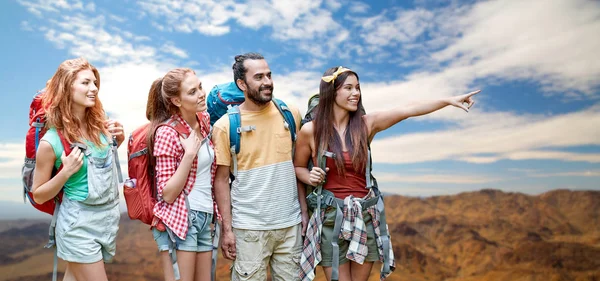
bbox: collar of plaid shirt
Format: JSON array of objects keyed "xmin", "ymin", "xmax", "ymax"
[{"xmin": 152, "ymin": 112, "xmax": 221, "ymax": 240}]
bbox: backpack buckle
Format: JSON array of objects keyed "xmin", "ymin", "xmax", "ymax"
[
  {"xmin": 324, "ymin": 195, "xmax": 334, "ymax": 206},
  {"xmin": 323, "ymin": 151, "xmax": 336, "ymax": 158},
  {"xmin": 70, "ymin": 143, "xmax": 88, "ymax": 152},
  {"xmin": 237, "ymin": 125, "xmax": 256, "ymax": 134}
]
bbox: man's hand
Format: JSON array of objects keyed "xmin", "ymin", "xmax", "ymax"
[{"xmin": 221, "ymin": 229, "xmax": 237, "ymax": 260}]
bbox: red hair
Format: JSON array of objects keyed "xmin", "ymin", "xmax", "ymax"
[{"xmin": 43, "ymin": 58, "xmax": 108, "ymax": 146}]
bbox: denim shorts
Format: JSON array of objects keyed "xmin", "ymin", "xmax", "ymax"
[
  {"xmin": 153, "ymin": 210, "xmax": 213, "ymax": 252},
  {"xmin": 56, "ymin": 196, "xmax": 120, "ymax": 263}
]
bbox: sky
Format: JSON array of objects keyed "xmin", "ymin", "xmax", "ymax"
[{"xmin": 0, "ymin": 0, "xmax": 599, "ymax": 215}]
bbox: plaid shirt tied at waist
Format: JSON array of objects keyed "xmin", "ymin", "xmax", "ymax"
[{"xmin": 300, "ymin": 189, "xmax": 396, "ymax": 281}]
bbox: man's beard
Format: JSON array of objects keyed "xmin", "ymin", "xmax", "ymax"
[{"xmin": 246, "ymin": 84, "xmax": 274, "ymax": 106}]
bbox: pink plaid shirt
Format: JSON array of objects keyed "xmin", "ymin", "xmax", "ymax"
[{"xmin": 152, "ymin": 112, "xmax": 220, "ymax": 240}]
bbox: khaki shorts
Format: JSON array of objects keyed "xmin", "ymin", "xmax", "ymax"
[
  {"xmin": 319, "ymin": 207, "xmax": 379, "ymax": 267},
  {"xmin": 231, "ymin": 223, "xmax": 302, "ymax": 281}
]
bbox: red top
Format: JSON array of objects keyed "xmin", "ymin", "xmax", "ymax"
[{"xmin": 323, "ymin": 151, "xmax": 368, "ymax": 199}]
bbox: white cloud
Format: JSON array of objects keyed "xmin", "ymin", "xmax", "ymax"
[
  {"xmin": 19, "ymin": 4, "xmax": 194, "ymax": 67},
  {"xmin": 504, "ymin": 151, "xmax": 600, "ymax": 163},
  {"xmin": 84, "ymin": 1, "xmax": 95, "ymax": 11},
  {"xmin": 529, "ymin": 170, "xmax": 600, "ymax": 178},
  {"xmin": 370, "ymin": 105, "xmax": 600, "ymax": 164},
  {"xmin": 353, "ymin": 0, "xmax": 600, "ymax": 99},
  {"xmin": 325, "ymin": 0, "xmax": 342, "ymax": 10},
  {"xmin": 376, "ymin": 172, "xmax": 502, "ymax": 184},
  {"xmin": 430, "ymin": 0, "xmax": 600, "ymax": 97},
  {"xmin": 0, "ymin": 144, "xmax": 25, "ymax": 179},
  {"xmin": 136, "ymin": 0, "xmax": 349, "ymax": 57},
  {"xmin": 358, "ymin": 8, "xmax": 434, "ymax": 47},
  {"xmin": 348, "ymin": 1, "xmax": 370, "ymax": 14},
  {"xmin": 42, "ymin": 14, "xmax": 159, "ymax": 65},
  {"xmin": 17, "ymin": 0, "xmax": 86, "ymax": 16},
  {"xmin": 20, "ymin": 21, "xmax": 34, "ymax": 31},
  {"xmin": 162, "ymin": 42, "xmax": 189, "ymax": 58}
]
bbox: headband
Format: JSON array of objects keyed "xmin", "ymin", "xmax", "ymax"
[{"xmin": 321, "ymin": 66, "xmax": 351, "ymax": 83}]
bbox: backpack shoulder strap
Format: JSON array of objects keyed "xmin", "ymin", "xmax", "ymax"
[
  {"xmin": 226, "ymin": 106, "xmax": 243, "ymax": 178},
  {"xmin": 226, "ymin": 106, "xmax": 242, "ymax": 155},
  {"xmin": 366, "ymin": 146, "xmax": 373, "ymax": 189},
  {"xmin": 55, "ymin": 130, "xmax": 74, "ymax": 172},
  {"xmin": 365, "ymin": 145, "xmax": 378, "ymax": 189},
  {"xmin": 157, "ymin": 117, "xmax": 190, "ymax": 139},
  {"xmin": 273, "ymin": 99, "xmax": 297, "ymax": 142}
]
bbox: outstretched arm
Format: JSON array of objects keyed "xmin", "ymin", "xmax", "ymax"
[{"xmin": 365, "ymin": 90, "xmax": 480, "ymax": 139}]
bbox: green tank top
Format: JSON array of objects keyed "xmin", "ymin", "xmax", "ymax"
[{"xmin": 41, "ymin": 128, "xmax": 110, "ymax": 201}]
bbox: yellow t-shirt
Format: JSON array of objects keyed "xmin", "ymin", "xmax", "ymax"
[{"xmin": 212, "ymin": 101, "xmax": 302, "ymax": 230}]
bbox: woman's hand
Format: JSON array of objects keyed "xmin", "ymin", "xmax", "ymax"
[
  {"xmin": 60, "ymin": 147, "xmax": 84, "ymax": 177},
  {"xmin": 447, "ymin": 90, "xmax": 480, "ymax": 112},
  {"xmin": 180, "ymin": 130, "xmax": 202, "ymax": 158},
  {"xmin": 308, "ymin": 166, "xmax": 329, "ymax": 186},
  {"xmin": 105, "ymin": 119, "xmax": 125, "ymax": 147}
]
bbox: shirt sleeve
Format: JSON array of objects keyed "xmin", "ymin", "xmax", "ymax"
[
  {"xmin": 153, "ymin": 126, "xmax": 183, "ymax": 199},
  {"xmin": 290, "ymin": 103, "xmax": 303, "ymax": 132},
  {"xmin": 211, "ymin": 118, "xmax": 231, "ymax": 167}
]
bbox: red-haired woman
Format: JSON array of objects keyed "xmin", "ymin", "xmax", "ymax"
[{"xmin": 32, "ymin": 57, "xmax": 124, "ymax": 281}]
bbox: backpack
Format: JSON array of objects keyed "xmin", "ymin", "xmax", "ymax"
[
  {"xmin": 124, "ymin": 118, "xmax": 189, "ymax": 226},
  {"xmin": 22, "ymin": 89, "xmax": 72, "ymax": 215},
  {"xmin": 207, "ymin": 82, "xmax": 245, "ymax": 126},
  {"xmin": 301, "ymin": 93, "xmax": 319, "ymax": 127}
]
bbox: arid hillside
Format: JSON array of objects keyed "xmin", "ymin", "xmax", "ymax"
[{"xmin": 1, "ymin": 189, "xmax": 598, "ymax": 281}]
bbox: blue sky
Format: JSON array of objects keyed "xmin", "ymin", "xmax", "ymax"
[{"xmin": 0, "ymin": 0, "xmax": 599, "ymax": 208}]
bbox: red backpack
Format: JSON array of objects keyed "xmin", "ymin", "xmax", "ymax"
[
  {"xmin": 22, "ymin": 89, "xmax": 73, "ymax": 215},
  {"xmin": 124, "ymin": 117, "xmax": 189, "ymax": 227}
]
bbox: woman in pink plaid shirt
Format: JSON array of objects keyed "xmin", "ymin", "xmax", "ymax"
[{"xmin": 145, "ymin": 68, "xmax": 220, "ymax": 281}]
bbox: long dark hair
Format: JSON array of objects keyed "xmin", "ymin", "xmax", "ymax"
[
  {"xmin": 313, "ymin": 66, "xmax": 368, "ymax": 175},
  {"xmin": 145, "ymin": 68, "xmax": 194, "ymax": 171}
]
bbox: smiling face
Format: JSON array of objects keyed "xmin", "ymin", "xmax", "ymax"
[
  {"xmin": 239, "ymin": 59, "xmax": 274, "ymax": 106},
  {"xmin": 176, "ymin": 72, "xmax": 207, "ymax": 115},
  {"xmin": 334, "ymin": 73, "xmax": 361, "ymax": 112},
  {"xmin": 71, "ymin": 69, "xmax": 99, "ymax": 109}
]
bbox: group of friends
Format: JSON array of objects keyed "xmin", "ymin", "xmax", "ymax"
[{"xmin": 29, "ymin": 53, "xmax": 478, "ymax": 281}]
